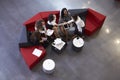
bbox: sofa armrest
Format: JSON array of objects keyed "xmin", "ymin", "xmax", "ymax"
[
  {"xmin": 19, "ymin": 26, "xmax": 28, "ymax": 43},
  {"xmin": 88, "ymin": 8, "xmax": 106, "ymax": 25},
  {"xmin": 68, "ymin": 8, "xmax": 88, "ymax": 22}
]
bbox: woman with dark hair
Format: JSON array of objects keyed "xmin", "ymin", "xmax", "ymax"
[
  {"xmin": 35, "ymin": 20, "xmax": 47, "ymax": 36},
  {"xmin": 19, "ymin": 30, "xmax": 48, "ymax": 48},
  {"xmin": 35, "ymin": 20, "xmax": 49, "ymax": 39},
  {"xmin": 60, "ymin": 8, "xmax": 73, "ymax": 23},
  {"xmin": 73, "ymin": 15, "xmax": 85, "ymax": 37},
  {"xmin": 19, "ymin": 20, "xmax": 49, "ymax": 48},
  {"xmin": 59, "ymin": 8, "xmax": 74, "ymax": 41},
  {"xmin": 30, "ymin": 30, "xmax": 42, "ymax": 44},
  {"xmin": 30, "ymin": 30, "xmax": 48, "ymax": 48},
  {"xmin": 47, "ymin": 14, "xmax": 60, "ymax": 38}
]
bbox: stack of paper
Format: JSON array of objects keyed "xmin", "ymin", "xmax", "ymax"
[
  {"xmin": 32, "ymin": 48, "xmax": 42, "ymax": 57},
  {"xmin": 46, "ymin": 29, "xmax": 54, "ymax": 36},
  {"xmin": 52, "ymin": 41, "xmax": 65, "ymax": 50},
  {"xmin": 54, "ymin": 38, "xmax": 62, "ymax": 45}
]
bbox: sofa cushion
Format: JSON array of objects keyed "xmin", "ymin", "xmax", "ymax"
[
  {"xmin": 19, "ymin": 27, "xmax": 28, "ymax": 43},
  {"xmin": 85, "ymin": 19, "xmax": 98, "ymax": 36},
  {"xmin": 86, "ymin": 13, "xmax": 100, "ymax": 27},
  {"xmin": 85, "ymin": 8, "xmax": 106, "ymax": 36},
  {"xmin": 23, "ymin": 12, "xmax": 42, "ymax": 31},
  {"xmin": 68, "ymin": 9, "xmax": 88, "ymax": 22},
  {"xmin": 24, "ymin": 12, "xmax": 42, "ymax": 26},
  {"xmin": 88, "ymin": 8, "xmax": 106, "ymax": 27},
  {"xmin": 20, "ymin": 46, "xmax": 46, "ymax": 69}
]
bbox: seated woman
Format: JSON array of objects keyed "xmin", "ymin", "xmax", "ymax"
[
  {"xmin": 30, "ymin": 30, "xmax": 43, "ymax": 45},
  {"xmin": 30, "ymin": 30, "xmax": 48, "ymax": 47},
  {"xmin": 19, "ymin": 20, "xmax": 49, "ymax": 48},
  {"xmin": 34, "ymin": 20, "xmax": 47, "ymax": 37},
  {"xmin": 19, "ymin": 30, "xmax": 48, "ymax": 48},
  {"xmin": 47, "ymin": 14, "xmax": 60, "ymax": 38},
  {"xmin": 73, "ymin": 15, "xmax": 85, "ymax": 38},
  {"xmin": 59, "ymin": 8, "xmax": 75, "ymax": 41}
]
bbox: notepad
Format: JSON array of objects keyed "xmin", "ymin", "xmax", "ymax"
[
  {"xmin": 54, "ymin": 38, "xmax": 62, "ymax": 45},
  {"xmin": 52, "ymin": 41, "xmax": 65, "ymax": 50},
  {"xmin": 46, "ymin": 29, "xmax": 54, "ymax": 36},
  {"xmin": 32, "ymin": 48, "xmax": 42, "ymax": 57}
]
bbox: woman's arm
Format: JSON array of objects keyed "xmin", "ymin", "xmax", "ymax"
[
  {"xmin": 34, "ymin": 26, "xmax": 37, "ymax": 31},
  {"xmin": 51, "ymin": 20, "xmax": 57, "ymax": 26},
  {"xmin": 39, "ymin": 29, "xmax": 45, "ymax": 33},
  {"xmin": 67, "ymin": 18, "xmax": 74, "ymax": 24}
]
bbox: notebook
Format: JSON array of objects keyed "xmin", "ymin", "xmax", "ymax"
[
  {"xmin": 32, "ymin": 48, "xmax": 42, "ymax": 57},
  {"xmin": 46, "ymin": 29, "xmax": 54, "ymax": 36}
]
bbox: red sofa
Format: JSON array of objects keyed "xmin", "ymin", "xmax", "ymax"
[
  {"xmin": 85, "ymin": 8, "xmax": 106, "ymax": 36},
  {"xmin": 19, "ymin": 26, "xmax": 46, "ymax": 69},
  {"xmin": 19, "ymin": 8, "xmax": 106, "ymax": 70},
  {"xmin": 24, "ymin": 11, "xmax": 60, "ymax": 31},
  {"xmin": 20, "ymin": 46, "xmax": 46, "ymax": 69},
  {"xmin": 24, "ymin": 8, "xmax": 106, "ymax": 36},
  {"xmin": 19, "ymin": 11, "xmax": 60, "ymax": 70}
]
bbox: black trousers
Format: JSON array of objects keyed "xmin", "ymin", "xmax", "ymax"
[
  {"xmin": 75, "ymin": 26, "xmax": 85, "ymax": 37},
  {"xmin": 19, "ymin": 40, "xmax": 49, "ymax": 48},
  {"xmin": 19, "ymin": 41, "xmax": 40, "ymax": 48}
]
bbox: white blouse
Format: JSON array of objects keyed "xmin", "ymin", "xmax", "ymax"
[
  {"xmin": 47, "ymin": 19, "xmax": 57, "ymax": 26},
  {"xmin": 75, "ymin": 16, "xmax": 85, "ymax": 32},
  {"xmin": 47, "ymin": 14, "xmax": 57, "ymax": 26}
]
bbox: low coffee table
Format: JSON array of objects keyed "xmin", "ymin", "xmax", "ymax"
[
  {"xmin": 42, "ymin": 59, "xmax": 55, "ymax": 74},
  {"xmin": 72, "ymin": 37, "xmax": 84, "ymax": 52},
  {"xmin": 51, "ymin": 38, "xmax": 67, "ymax": 54}
]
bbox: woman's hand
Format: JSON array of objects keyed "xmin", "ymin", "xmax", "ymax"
[
  {"xmin": 63, "ymin": 22, "xmax": 68, "ymax": 25},
  {"xmin": 39, "ymin": 40, "xmax": 44, "ymax": 43}
]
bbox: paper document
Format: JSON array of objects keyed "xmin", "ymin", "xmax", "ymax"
[
  {"xmin": 54, "ymin": 38, "xmax": 62, "ymax": 45},
  {"xmin": 32, "ymin": 48, "xmax": 42, "ymax": 57},
  {"xmin": 46, "ymin": 29, "xmax": 54, "ymax": 36},
  {"xmin": 52, "ymin": 41, "xmax": 65, "ymax": 50}
]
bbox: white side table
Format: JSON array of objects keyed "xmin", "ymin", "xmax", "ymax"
[
  {"xmin": 42, "ymin": 59, "xmax": 55, "ymax": 74},
  {"xmin": 72, "ymin": 37, "xmax": 84, "ymax": 51}
]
